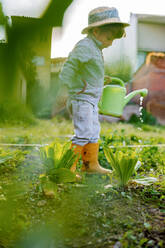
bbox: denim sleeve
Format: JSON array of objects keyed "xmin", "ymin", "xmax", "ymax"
[{"xmin": 59, "ymin": 43, "xmax": 92, "ymax": 86}]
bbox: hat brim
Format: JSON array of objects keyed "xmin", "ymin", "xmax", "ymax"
[{"xmin": 81, "ymin": 18, "xmax": 130, "ymax": 34}]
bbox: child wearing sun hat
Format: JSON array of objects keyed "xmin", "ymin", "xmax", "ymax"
[{"xmin": 59, "ymin": 6, "xmax": 129, "ymax": 173}]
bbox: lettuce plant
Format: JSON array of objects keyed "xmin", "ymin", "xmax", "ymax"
[
  {"xmin": 103, "ymin": 146, "xmax": 138, "ymax": 187},
  {"xmin": 40, "ymin": 142, "xmax": 78, "ymax": 184}
]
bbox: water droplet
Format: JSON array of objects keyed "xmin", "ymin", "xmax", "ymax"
[{"xmin": 123, "ymin": 141, "xmax": 126, "ymax": 146}]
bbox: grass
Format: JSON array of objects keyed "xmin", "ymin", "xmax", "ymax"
[
  {"xmin": 1, "ymin": 117, "xmax": 165, "ymax": 144},
  {"xmin": 0, "ymin": 118, "xmax": 165, "ymax": 248},
  {"xmin": 0, "ymin": 117, "xmax": 73, "ymax": 144}
]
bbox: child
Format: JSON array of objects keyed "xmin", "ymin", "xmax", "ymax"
[{"xmin": 59, "ymin": 6, "xmax": 129, "ymax": 174}]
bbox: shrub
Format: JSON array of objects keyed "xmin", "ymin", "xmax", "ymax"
[
  {"xmin": 0, "ymin": 101, "xmax": 36, "ymax": 125},
  {"xmin": 129, "ymin": 109, "xmax": 157, "ymax": 126}
]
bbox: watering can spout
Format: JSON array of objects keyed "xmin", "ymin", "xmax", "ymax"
[{"xmin": 124, "ymin": 88, "xmax": 148, "ymax": 106}]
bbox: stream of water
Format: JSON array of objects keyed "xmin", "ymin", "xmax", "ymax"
[
  {"xmin": 139, "ymin": 96, "xmax": 144, "ymax": 123},
  {"xmin": 137, "ymin": 96, "xmax": 144, "ymax": 131}
]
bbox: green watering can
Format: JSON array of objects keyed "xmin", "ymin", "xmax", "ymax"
[{"xmin": 98, "ymin": 76, "xmax": 148, "ymax": 117}]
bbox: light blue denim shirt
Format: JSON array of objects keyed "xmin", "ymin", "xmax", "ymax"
[{"xmin": 59, "ymin": 34, "xmax": 104, "ymax": 105}]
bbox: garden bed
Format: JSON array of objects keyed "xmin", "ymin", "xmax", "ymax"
[{"xmin": 0, "ymin": 119, "xmax": 165, "ymax": 248}]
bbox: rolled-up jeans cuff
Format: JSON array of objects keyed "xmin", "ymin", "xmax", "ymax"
[{"xmin": 71, "ymin": 137, "xmax": 98, "ymax": 146}]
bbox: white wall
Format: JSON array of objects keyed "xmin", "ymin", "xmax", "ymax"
[{"xmin": 138, "ymin": 22, "xmax": 165, "ymax": 52}]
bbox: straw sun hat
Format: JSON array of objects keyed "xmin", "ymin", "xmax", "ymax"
[{"xmin": 81, "ymin": 7, "xmax": 129, "ymax": 34}]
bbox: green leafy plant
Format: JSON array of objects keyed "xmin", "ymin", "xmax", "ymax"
[
  {"xmin": 40, "ymin": 142, "xmax": 78, "ymax": 184},
  {"xmin": 103, "ymin": 146, "xmax": 138, "ymax": 187},
  {"xmin": 138, "ymin": 146, "xmax": 165, "ymax": 172},
  {"xmin": 0, "ymin": 148, "xmax": 26, "ymax": 174}
]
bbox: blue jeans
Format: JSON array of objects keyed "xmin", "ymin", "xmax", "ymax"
[{"xmin": 69, "ymin": 100, "xmax": 100, "ymax": 146}]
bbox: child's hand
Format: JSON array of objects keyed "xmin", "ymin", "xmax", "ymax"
[{"xmin": 104, "ymin": 75, "xmax": 112, "ymax": 85}]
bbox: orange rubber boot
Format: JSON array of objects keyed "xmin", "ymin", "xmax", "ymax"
[
  {"xmin": 82, "ymin": 143, "xmax": 112, "ymax": 174},
  {"xmin": 70, "ymin": 143, "xmax": 83, "ymax": 172}
]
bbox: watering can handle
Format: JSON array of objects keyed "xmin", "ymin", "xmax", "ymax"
[{"xmin": 104, "ymin": 76, "xmax": 125, "ymax": 87}]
